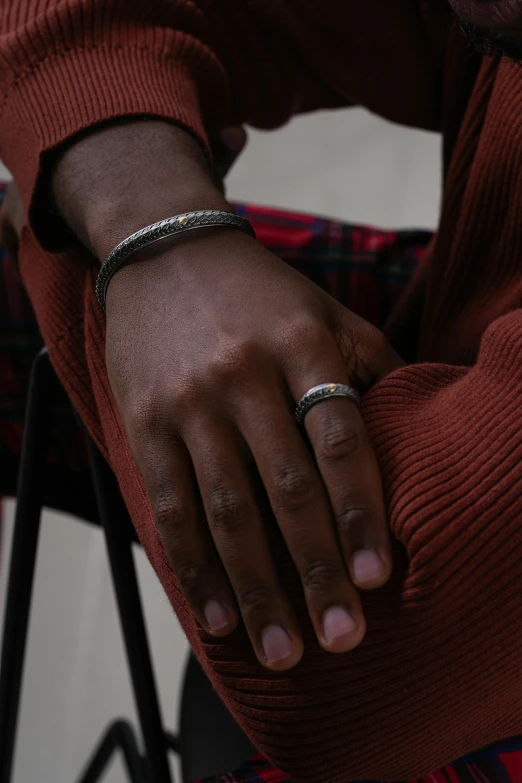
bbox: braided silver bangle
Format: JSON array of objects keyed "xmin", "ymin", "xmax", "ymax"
[{"xmin": 95, "ymin": 210, "xmax": 256, "ymax": 310}]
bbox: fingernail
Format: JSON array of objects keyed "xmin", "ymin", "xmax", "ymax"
[
  {"xmin": 352, "ymin": 549, "xmax": 385, "ymax": 585},
  {"xmin": 323, "ymin": 606, "xmax": 357, "ymax": 642},
  {"xmin": 261, "ymin": 625, "xmax": 293, "ymax": 663},
  {"xmin": 204, "ymin": 600, "xmax": 229, "ymax": 632}
]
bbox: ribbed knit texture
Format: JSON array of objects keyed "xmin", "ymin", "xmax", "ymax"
[{"xmin": 3, "ymin": 1, "xmax": 522, "ymax": 781}]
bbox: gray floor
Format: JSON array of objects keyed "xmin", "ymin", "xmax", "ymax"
[{"xmin": 0, "ymin": 107, "xmax": 441, "ymax": 783}]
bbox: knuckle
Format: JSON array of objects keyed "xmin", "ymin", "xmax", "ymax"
[
  {"xmin": 301, "ymin": 558, "xmax": 345, "ymax": 593},
  {"xmin": 272, "ymin": 464, "xmax": 316, "ymax": 511},
  {"xmin": 237, "ymin": 583, "xmax": 275, "ymax": 612},
  {"xmin": 208, "ymin": 488, "xmax": 248, "ymax": 534},
  {"xmin": 336, "ymin": 506, "xmax": 372, "ymax": 542},
  {"xmin": 171, "ymin": 378, "xmax": 203, "ymax": 413},
  {"xmin": 127, "ymin": 391, "xmax": 166, "ymax": 436},
  {"xmin": 320, "ymin": 416, "xmax": 362, "ymax": 461},
  {"xmin": 209, "ymin": 342, "xmax": 258, "ymax": 385},
  {"xmin": 286, "ymin": 316, "xmax": 324, "ymax": 348},
  {"xmin": 154, "ymin": 492, "xmax": 185, "ymax": 539},
  {"xmin": 176, "ymin": 562, "xmax": 215, "ymax": 595}
]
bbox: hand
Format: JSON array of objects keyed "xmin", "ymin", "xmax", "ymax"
[
  {"xmin": 105, "ymin": 226, "xmax": 404, "ymax": 671},
  {"xmin": 52, "ymin": 119, "xmax": 404, "ymax": 672},
  {"xmin": 0, "ymin": 180, "xmax": 25, "ymax": 269}
]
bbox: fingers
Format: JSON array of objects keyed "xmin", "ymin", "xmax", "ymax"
[
  {"xmin": 185, "ymin": 418, "xmax": 304, "ymax": 671},
  {"xmin": 131, "ymin": 337, "xmax": 391, "ymax": 670},
  {"xmin": 286, "ymin": 335, "xmax": 393, "ymax": 592},
  {"xmin": 125, "ymin": 314, "xmax": 393, "ymax": 672},
  {"xmin": 135, "ymin": 433, "xmax": 240, "ymax": 638},
  {"xmin": 305, "ymin": 396, "xmax": 393, "ymax": 587},
  {"xmin": 237, "ymin": 388, "xmax": 367, "ymax": 655}
]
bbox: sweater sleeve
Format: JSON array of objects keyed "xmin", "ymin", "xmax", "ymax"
[
  {"xmin": 0, "ymin": 0, "xmax": 342, "ymax": 215},
  {"xmin": 194, "ymin": 307, "xmax": 522, "ymax": 781},
  {"xmin": 40, "ymin": 246, "xmax": 520, "ymax": 781},
  {"xmin": 0, "ymin": 0, "xmax": 444, "ymax": 218},
  {"xmin": 362, "ymin": 308, "xmax": 522, "ymax": 581}
]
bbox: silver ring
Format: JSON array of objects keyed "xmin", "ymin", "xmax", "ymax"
[{"xmin": 295, "ymin": 383, "xmax": 361, "ymax": 425}]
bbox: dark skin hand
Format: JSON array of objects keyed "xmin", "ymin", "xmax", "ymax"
[{"xmin": 49, "ymin": 119, "xmax": 405, "ymax": 671}]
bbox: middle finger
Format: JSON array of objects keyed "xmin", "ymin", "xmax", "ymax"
[
  {"xmin": 185, "ymin": 417, "xmax": 305, "ymax": 671},
  {"xmin": 237, "ymin": 385, "xmax": 367, "ymax": 654}
]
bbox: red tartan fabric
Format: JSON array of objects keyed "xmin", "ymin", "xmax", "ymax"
[
  {"xmin": 3, "ymin": 196, "xmax": 522, "ymax": 781},
  {"xmin": 195, "ymin": 742, "xmax": 522, "ymax": 783}
]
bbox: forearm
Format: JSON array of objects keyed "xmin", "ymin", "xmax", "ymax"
[
  {"xmin": 0, "ymin": 0, "xmax": 329, "ymax": 231},
  {"xmin": 51, "ymin": 120, "xmax": 233, "ymax": 261}
]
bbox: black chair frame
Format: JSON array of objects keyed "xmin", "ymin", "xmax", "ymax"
[{"xmin": 0, "ymin": 347, "xmax": 255, "ymax": 783}]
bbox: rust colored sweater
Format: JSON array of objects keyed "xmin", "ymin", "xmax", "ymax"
[{"xmin": 2, "ymin": 2, "xmax": 522, "ymax": 781}]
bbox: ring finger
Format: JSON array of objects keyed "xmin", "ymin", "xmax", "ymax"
[{"xmin": 285, "ymin": 335, "xmax": 393, "ymax": 590}]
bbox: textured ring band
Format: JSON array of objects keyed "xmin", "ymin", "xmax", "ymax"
[
  {"xmin": 95, "ymin": 210, "xmax": 256, "ymax": 310},
  {"xmin": 295, "ymin": 383, "xmax": 361, "ymax": 425}
]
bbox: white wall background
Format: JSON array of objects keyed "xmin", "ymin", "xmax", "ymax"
[{"xmin": 0, "ymin": 107, "xmax": 441, "ymax": 783}]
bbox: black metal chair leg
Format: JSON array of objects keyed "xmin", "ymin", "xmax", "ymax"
[
  {"xmin": 76, "ymin": 720, "xmax": 147, "ymax": 783},
  {"xmin": 0, "ymin": 347, "xmax": 178, "ymax": 783},
  {"xmin": 0, "ymin": 348, "xmax": 58, "ymax": 783},
  {"xmin": 85, "ymin": 436, "xmax": 173, "ymax": 783}
]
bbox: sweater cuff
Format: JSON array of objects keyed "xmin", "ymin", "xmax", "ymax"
[{"xmin": 0, "ymin": 45, "xmax": 213, "ymax": 245}]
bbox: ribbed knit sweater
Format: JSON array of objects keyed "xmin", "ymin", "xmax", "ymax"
[{"xmin": 2, "ymin": 2, "xmax": 522, "ymax": 781}]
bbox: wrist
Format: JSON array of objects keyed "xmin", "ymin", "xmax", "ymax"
[
  {"xmin": 88, "ymin": 186, "xmax": 233, "ymax": 261},
  {"xmin": 97, "ymin": 209, "xmax": 254, "ymax": 310},
  {"xmin": 51, "ymin": 118, "xmax": 232, "ymax": 260}
]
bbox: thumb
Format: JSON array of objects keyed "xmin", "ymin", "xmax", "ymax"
[{"xmin": 335, "ymin": 309, "xmax": 406, "ymax": 389}]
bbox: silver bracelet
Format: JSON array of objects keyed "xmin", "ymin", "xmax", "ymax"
[{"xmin": 95, "ymin": 210, "xmax": 256, "ymax": 310}]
